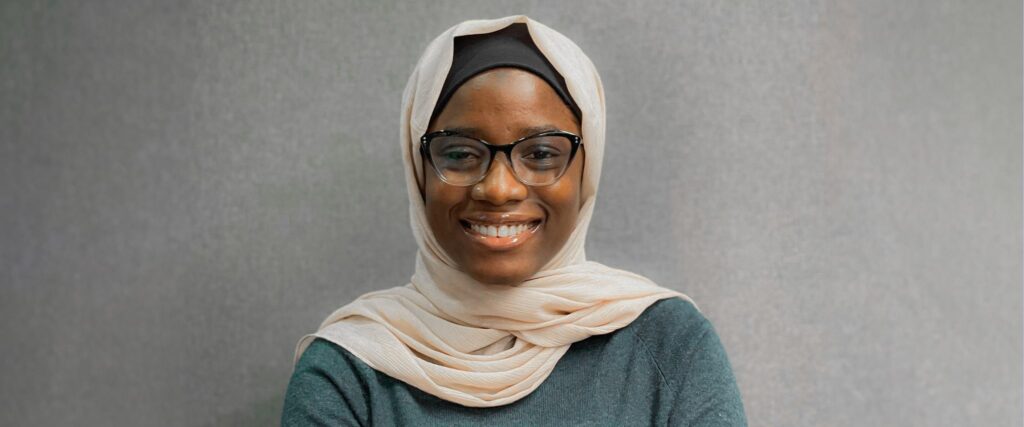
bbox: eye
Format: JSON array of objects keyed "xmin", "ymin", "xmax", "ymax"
[
  {"xmin": 523, "ymin": 147, "xmax": 560, "ymax": 160},
  {"xmin": 443, "ymin": 150, "xmax": 477, "ymax": 161}
]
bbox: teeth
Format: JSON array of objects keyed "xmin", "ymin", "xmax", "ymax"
[{"xmin": 468, "ymin": 222, "xmax": 535, "ymax": 238}]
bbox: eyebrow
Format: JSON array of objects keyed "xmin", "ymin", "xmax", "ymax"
[{"xmin": 443, "ymin": 124, "xmax": 562, "ymax": 139}]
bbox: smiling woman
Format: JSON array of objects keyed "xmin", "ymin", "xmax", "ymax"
[{"xmin": 283, "ymin": 15, "xmax": 747, "ymax": 426}]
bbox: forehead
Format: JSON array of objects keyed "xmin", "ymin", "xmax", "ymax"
[{"xmin": 430, "ymin": 68, "xmax": 580, "ymax": 136}]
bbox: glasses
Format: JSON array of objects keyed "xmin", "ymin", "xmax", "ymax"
[{"xmin": 420, "ymin": 130, "xmax": 582, "ymax": 187}]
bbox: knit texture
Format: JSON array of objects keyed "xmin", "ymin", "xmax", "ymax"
[{"xmin": 283, "ymin": 298, "xmax": 747, "ymax": 426}]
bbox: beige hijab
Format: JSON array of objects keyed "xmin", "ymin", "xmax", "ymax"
[{"xmin": 294, "ymin": 15, "xmax": 696, "ymax": 408}]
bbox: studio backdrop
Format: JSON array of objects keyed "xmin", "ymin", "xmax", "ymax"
[{"xmin": 1, "ymin": 1, "xmax": 1020, "ymax": 426}]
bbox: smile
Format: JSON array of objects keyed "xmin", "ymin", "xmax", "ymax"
[{"xmin": 458, "ymin": 219, "xmax": 542, "ymax": 251}]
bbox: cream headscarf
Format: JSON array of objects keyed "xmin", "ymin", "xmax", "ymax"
[{"xmin": 294, "ymin": 14, "xmax": 696, "ymax": 408}]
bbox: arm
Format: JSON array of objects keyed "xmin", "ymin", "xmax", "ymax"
[
  {"xmin": 667, "ymin": 320, "xmax": 747, "ymax": 427},
  {"xmin": 281, "ymin": 338, "xmax": 368, "ymax": 427}
]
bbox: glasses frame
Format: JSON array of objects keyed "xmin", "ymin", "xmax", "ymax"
[{"xmin": 420, "ymin": 129, "xmax": 583, "ymax": 187}]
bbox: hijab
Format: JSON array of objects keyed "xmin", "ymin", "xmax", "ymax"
[
  {"xmin": 430, "ymin": 22, "xmax": 581, "ymax": 124},
  {"xmin": 293, "ymin": 15, "xmax": 696, "ymax": 408}
]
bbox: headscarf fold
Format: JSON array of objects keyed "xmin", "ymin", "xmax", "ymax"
[{"xmin": 293, "ymin": 14, "xmax": 696, "ymax": 408}]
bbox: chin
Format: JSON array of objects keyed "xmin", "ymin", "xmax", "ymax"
[
  {"xmin": 458, "ymin": 250, "xmax": 532, "ymax": 284},
  {"xmin": 464, "ymin": 261, "xmax": 533, "ymax": 286}
]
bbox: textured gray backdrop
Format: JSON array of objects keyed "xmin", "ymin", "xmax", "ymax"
[{"xmin": 1, "ymin": 1, "xmax": 1020, "ymax": 426}]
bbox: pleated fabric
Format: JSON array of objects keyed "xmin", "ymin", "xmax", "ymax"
[{"xmin": 293, "ymin": 14, "xmax": 696, "ymax": 408}]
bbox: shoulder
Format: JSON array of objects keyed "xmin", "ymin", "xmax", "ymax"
[
  {"xmin": 290, "ymin": 337, "xmax": 381, "ymax": 388},
  {"xmin": 631, "ymin": 296, "xmax": 712, "ymax": 348},
  {"xmin": 282, "ymin": 338, "xmax": 372, "ymax": 425},
  {"xmin": 628, "ymin": 297, "xmax": 748, "ymax": 425},
  {"xmin": 626, "ymin": 296, "xmax": 730, "ymax": 387},
  {"xmin": 295, "ymin": 337, "xmax": 357, "ymax": 371}
]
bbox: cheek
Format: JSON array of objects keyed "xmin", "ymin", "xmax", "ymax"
[
  {"xmin": 557, "ymin": 160, "xmax": 584, "ymax": 211},
  {"xmin": 423, "ymin": 175, "xmax": 477, "ymax": 247},
  {"xmin": 424, "ymin": 177, "xmax": 457, "ymax": 226},
  {"xmin": 539, "ymin": 178, "xmax": 582, "ymax": 239}
]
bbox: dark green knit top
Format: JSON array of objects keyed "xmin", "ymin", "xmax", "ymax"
[{"xmin": 282, "ymin": 297, "xmax": 747, "ymax": 426}]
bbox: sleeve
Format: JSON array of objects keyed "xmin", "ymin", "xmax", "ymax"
[
  {"xmin": 667, "ymin": 318, "xmax": 748, "ymax": 427},
  {"xmin": 281, "ymin": 338, "xmax": 369, "ymax": 427}
]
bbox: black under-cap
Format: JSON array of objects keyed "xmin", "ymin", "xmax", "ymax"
[{"xmin": 429, "ymin": 23, "xmax": 583, "ymax": 126}]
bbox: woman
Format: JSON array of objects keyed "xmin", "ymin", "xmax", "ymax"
[{"xmin": 283, "ymin": 15, "xmax": 746, "ymax": 426}]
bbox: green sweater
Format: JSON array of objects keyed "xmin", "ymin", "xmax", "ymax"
[{"xmin": 282, "ymin": 297, "xmax": 747, "ymax": 426}]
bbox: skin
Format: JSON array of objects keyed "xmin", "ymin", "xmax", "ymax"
[{"xmin": 422, "ymin": 68, "xmax": 585, "ymax": 286}]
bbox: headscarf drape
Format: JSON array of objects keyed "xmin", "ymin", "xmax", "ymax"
[{"xmin": 293, "ymin": 14, "xmax": 696, "ymax": 408}]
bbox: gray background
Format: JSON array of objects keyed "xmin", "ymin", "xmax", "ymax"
[{"xmin": 1, "ymin": 1, "xmax": 1020, "ymax": 426}]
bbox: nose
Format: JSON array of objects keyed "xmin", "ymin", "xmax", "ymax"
[{"xmin": 471, "ymin": 153, "xmax": 528, "ymax": 205}]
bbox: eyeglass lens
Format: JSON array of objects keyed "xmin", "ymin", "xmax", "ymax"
[{"xmin": 428, "ymin": 134, "xmax": 574, "ymax": 186}]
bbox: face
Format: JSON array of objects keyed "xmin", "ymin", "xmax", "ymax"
[{"xmin": 423, "ymin": 68, "xmax": 585, "ymax": 286}]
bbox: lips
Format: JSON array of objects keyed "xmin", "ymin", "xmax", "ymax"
[
  {"xmin": 460, "ymin": 212, "xmax": 542, "ymax": 224},
  {"xmin": 457, "ymin": 212, "xmax": 543, "ymax": 251}
]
